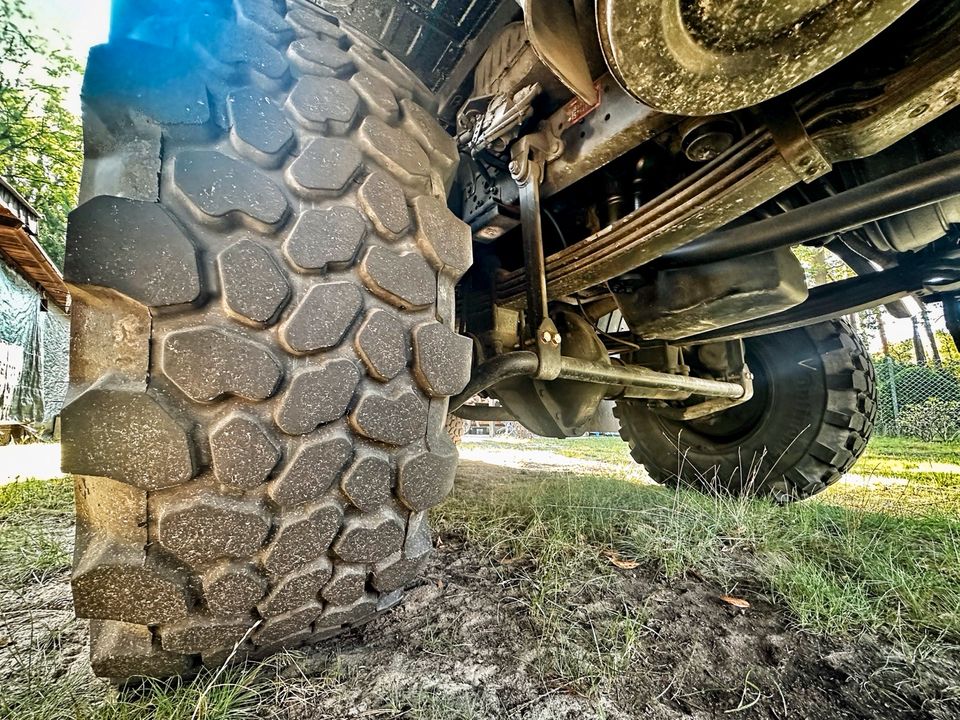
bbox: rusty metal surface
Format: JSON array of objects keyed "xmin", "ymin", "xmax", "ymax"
[
  {"xmin": 541, "ymin": 76, "xmax": 678, "ymax": 198},
  {"xmin": 522, "ymin": 0, "xmax": 597, "ymax": 105},
  {"xmin": 683, "ymin": 251, "xmax": 960, "ymax": 344},
  {"xmin": 496, "ymin": 15, "xmax": 960, "ymax": 309},
  {"xmin": 598, "ymin": 0, "xmax": 919, "ymax": 116}
]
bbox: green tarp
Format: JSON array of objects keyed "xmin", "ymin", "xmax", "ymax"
[{"xmin": 0, "ymin": 261, "xmax": 69, "ymax": 424}]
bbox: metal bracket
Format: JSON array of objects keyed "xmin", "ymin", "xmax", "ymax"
[
  {"xmin": 655, "ymin": 370, "xmax": 754, "ymax": 421},
  {"xmin": 653, "ymin": 340, "xmax": 755, "ymax": 421},
  {"xmin": 766, "ymin": 102, "xmax": 832, "ymax": 183},
  {"xmin": 522, "ymin": 0, "xmax": 599, "ymax": 106},
  {"xmin": 510, "ymin": 133, "xmax": 564, "ymax": 380}
]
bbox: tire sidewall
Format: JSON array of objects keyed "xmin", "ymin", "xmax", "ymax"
[{"xmin": 619, "ymin": 327, "xmax": 829, "ymax": 495}]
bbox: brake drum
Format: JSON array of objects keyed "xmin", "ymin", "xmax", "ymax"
[{"xmin": 597, "ymin": 0, "xmax": 919, "ymax": 116}]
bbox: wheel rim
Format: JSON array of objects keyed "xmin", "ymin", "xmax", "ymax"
[{"xmin": 653, "ymin": 343, "xmax": 775, "ymax": 451}]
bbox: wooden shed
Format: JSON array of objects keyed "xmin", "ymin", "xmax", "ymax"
[{"xmin": 0, "ymin": 176, "xmax": 71, "ymax": 433}]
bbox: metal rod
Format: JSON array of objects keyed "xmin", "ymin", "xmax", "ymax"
[
  {"xmin": 826, "ymin": 239, "xmax": 913, "ymax": 318},
  {"xmin": 660, "ymin": 150, "xmax": 960, "ymax": 267},
  {"xmin": 557, "ymin": 357, "xmax": 745, "ymax": 399},
  {"xmin": 450, "ymin": 350, "xmax": 746, "ymax": 412},
  {"xmin": 516, "ymin": 151, "xmax": 549, "ymax": 332},
  {"xmin": 449, "ymin": 352, "xmax": 539, "ymax": 412}
]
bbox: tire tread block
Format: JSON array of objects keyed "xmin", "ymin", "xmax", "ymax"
[
  {"xmin": 227, "ymin": 88, "xmax": 296, "ymax": 162},
  {"xmin": 66, "ymin": 196, "xmax": 201, "ymax": 307},
  {"xmin": 62, "ymin": 388, "xmax": 195, "ymax": 491},
  {"xmin": 175, "ymin": 150, "xmax": 289, "ymax": 229},
  {"xmin": 275, "ymin": 360, "xmax": 360, "ymax": 435},
  {"xmin": 210, "ymin": 414, "xmax": 281, "ymax": 490},
  {"xmin": 284, "ymin": 206, "xmax": 366, "ymax": 271},
  {"xmin": 219, "ymin": 239, "xmax": 291, "ymax": 325},
  {"xmin": 158, "ymin": 497, "xmax": 272, "ymax": 567},
  {"xmin": 268, "ymin": 435, "xmax": 353, "ymax": 506},
  {"xmin": 163, "ymin": 327, "xmax": 284, "ymax": 402},
  {"xmin": 350, "ymin": 390, "xmax": 428, "ymax": 446},
  {"xmin": 73, "ymin": 538, "xmax": 191, "ymax": 625},
  {"xmin": 262, "ymin": 503, "xmax": 343, "ymax": 578},
  {"xmin": 90, "ymin": 621, "xmax": 193, "ymax": 679},
  {"xmin": 356, "ymin": 309, "xmax": 408, "ymax": 382}
]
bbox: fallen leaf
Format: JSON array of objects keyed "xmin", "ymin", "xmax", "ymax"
[
  {"xmin": 603, "ymin": 549, "xmax": 640, "ymax": 570},
  {"xmin": 720, "ymin": 595, "xmax": 751, "ymax": 609}
]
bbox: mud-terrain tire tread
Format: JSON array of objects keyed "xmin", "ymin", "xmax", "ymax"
[
  {"xmin": 615, "ymin": 320, "xmax": 876, "ymax": 502},
  {"xmin": 64, "ymin": 0, "xmax": 471, "ymax": 678},
  {"xmin": 445, "ymin": 413, "xmax": 467, "ymax": 446}
]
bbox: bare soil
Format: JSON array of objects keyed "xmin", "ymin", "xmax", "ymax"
[{"xmin": 2, "ymin": 459, "xmax": 959, "ymax": 719}]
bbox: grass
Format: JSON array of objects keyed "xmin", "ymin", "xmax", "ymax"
[
  {"xmin": 0, "ymin": 476, "xmax": 73, "ymax": 518},
  {"xmin": 3, "ymin": 436, "xmax": 960, "ymax": 716},
  {"xmin": 471, "ymin": 436, "xmax": 637, "ymax": 468},
  {"xmin": 442, "ymin": 436, "xmax": 960, "ymax": 648},
  {"xmin": 1, "ymin": 652, "xmax": 288, "ymax": 720},
  {"xmin": 852, "ymin": 436, "xmax": 960, "ymax": 487},
  {"xmin": 93, "ymin": 660, "xmax": 282, "ymax": 720},
  {"xmin": 0, "ymin": 478, "xmax": 73, "ymax": 586},
  {"xmin": 0, "ymin": 524, "xmax": 71, "ymax": 585},
  {"xmin": 435, "ymin": 465, "xmax": 960, "ymax": 697}
]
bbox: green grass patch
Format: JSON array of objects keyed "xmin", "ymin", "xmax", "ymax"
[
  {"xmin": 0, "ymin": 478, "xmax": 73, "ymax": 587},
  {"xmin": 94, "ymin": 661, "xmax": 278, "ymax": 720},
  {"xmin": 1, "ymin": 655, "xmax": 285, "ymax": 720},
  {"xmin": 0, "ymin": 635, "xmax": 105, "ymax": 720},
  {"xmin": 0, "ymin": 477, "xmax": 73, "ymax": 519},
  {"xmin": 0, "ymin": 524, "xmax": 71, "ymax": 585},
  {"xmin": 436, "ymin": 467, "xmax": 960, "ymax": 650},
  {"xmin": 852, "ymin": 437, "xmax": 960, "ymax": 488},
  {"xmin": 469, "ymin": 436, "xmax": 635, "ymax": 467},
  {"xmin": 866, "ymin": 436, "xmax": 960, "ymax": 465}
]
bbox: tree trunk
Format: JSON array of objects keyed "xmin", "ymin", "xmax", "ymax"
[
  {"xmin": 875, "ymin": 308, "xmax": 891, "ymax": 357},
  {"xmin": 920, "ymin": 305, "xmax": 942, "ymax": 366},
  {"xmin": 912, "ymin": 317, "xmax": 928, "ymax": 365}
]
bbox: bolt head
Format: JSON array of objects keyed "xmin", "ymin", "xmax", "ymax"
[
  {"xmin": 551, "ymin": 334, "xmax": 562, "ymax": 347},
  {"xmin": 540, "ymin": 330, "xmax": 552, "ymax": 344}
]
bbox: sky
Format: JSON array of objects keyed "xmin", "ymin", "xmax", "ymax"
[{"xmin": 25, "ymin": 0, "xmax": 111, "ymax": 112}]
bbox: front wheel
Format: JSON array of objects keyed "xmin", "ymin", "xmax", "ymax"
[
  {"xmin": 616, "ymin": 321, "xmax": 876, "ymax": 502},
  {"xmin": 63, "ymin": 2, "xmax": 472, "ymax": 678}
]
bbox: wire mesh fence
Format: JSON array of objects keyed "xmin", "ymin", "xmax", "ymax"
[
  {"xmin": 874, "ymin": 357, "xmax": 960, "ymax": 440},
  {"xmin": 849, "ymin": 300, "xmax": 960, "ymax": 440}
]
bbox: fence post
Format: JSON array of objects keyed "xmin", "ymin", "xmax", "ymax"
[{"xmin": 885, "ymin": 355, "xmax": 900, "ymax": 432}]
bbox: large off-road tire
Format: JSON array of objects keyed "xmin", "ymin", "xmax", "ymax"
[
  {"xmin": 445, "ymin": 414, "xmax": 467, "ymax": 446},
  {"xmin": 616, "ymin": 321, "xmax": 876, "ymax": 502},
  {"xmin": 62, "ymin": 0, "xmax": 472, "ymax": 678}
]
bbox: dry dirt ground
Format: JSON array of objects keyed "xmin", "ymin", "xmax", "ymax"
[{"xmin": 2, "ymin": 443, "xmax": 959, "ymax": 719}]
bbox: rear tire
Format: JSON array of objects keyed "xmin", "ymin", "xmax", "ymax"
[
  {"xmin": 445, "ymin": 414, "xmax": 467, "ymax": 446},
  {"xmin": 615, "ymin": 321, "xmax": 876, "ymax": 502},
  {"xmin": 63, "ymin": 0, "xmax": 471, "ymax": 678}
]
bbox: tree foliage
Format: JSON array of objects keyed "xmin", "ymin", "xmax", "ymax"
[
  {"xmin": 936, "ymin": 330, "xmax": 960, "ymax": 362},
  {"xmin": 896, "ymin": 398, "xmax": 960, "ymax": 442},
  {"xmin": 0, "ymin": 0, "xmax": 82, "ymax": 268},
  {"xmin": 793, "ymin": 245, "xmax": 855, "ymax": 286}
]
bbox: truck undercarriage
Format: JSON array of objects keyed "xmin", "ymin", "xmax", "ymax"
[{"xmin": 61, "ymin": 0, "xmax": 960, "ymax": 676}]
